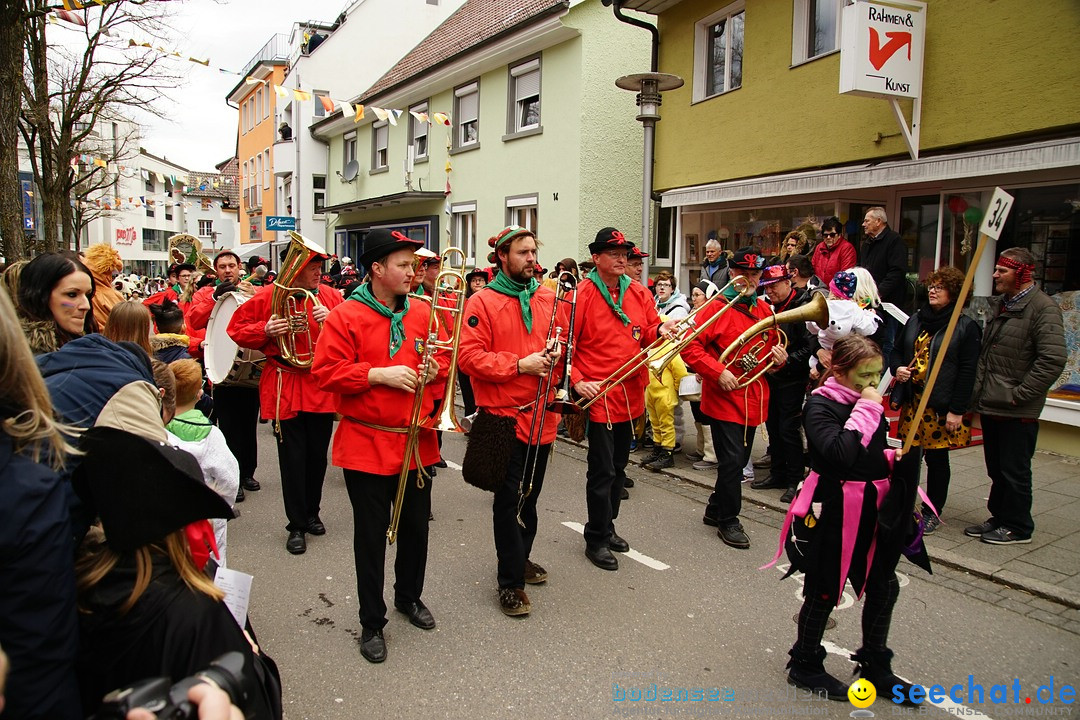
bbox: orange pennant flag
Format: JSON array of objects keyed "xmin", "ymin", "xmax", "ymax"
[
  {"xmin": 353, "ymin": 104, "xmax": 365, "ymax": 122},
  {"xmin": 317, "ymin": 95, "xmax": 335, "ymax": 114}
]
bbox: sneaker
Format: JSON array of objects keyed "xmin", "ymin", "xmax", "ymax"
[
  {"xmin": 922, "ymin": 514, "xmax": 941, "ymax": 535},
  {"xmin": 780, "ymin": 487, "xmax": 797, "ymax": 504},
  {"xmin": 643, "ymin": 450, "xmax": 674, "ymax": 472},
  {"xmin": 685, "ymin": 450, "xmax": 705, "ymax": 461},
  {"xmin": 964, "ymin": 519, "xmax": 999, "ymax": 538},
  {"xmin": 693, "ymin": 459, "xmax": 718, "ymax": 471},
  {"xmin": 524, "ymin": 560, "xmax": 548, "ymax": 584},
  {"xmin": 499, "ymin": 587, "xmax": 531, "ymax": 616},
  {"xmin": 640, "ymin": 448, "xmax": 662, "ymax": 466},
  {"xmin": 753, "ymin": 454, "xmax": 772, "ymax": 469},
  {"xmin": 629, "ymin": 439, "xmax": 639, "ymax": 452},
  {"xmin": 718, "ymin": 522, "xmax": 750, "ymax": 549},
  {"xmin": 742, "ymin": 471, "xmax": 755, "ymax": 482},
  {"xmin": 980, "ymin": 526, "xmax": 1032, "ymax": 545}
]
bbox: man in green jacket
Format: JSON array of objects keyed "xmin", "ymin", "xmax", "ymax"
[{"xmin": 968, "ymin": 247, "xmax": 1066, "ymax": 545}]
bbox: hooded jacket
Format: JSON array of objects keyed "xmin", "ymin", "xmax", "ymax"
[{"xmin": 83, "ymin": 243, "xmax": 125, "ymax": 332}]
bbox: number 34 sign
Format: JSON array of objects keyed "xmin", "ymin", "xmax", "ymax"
[{"xmin": 980, "ymin": 187, "xmax": 1014, "ymax": 241}]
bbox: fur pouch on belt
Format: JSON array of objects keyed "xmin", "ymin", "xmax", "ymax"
[
  {"xmin": 564, "ymin": 410, "xmax": 587, "ymax": 442},
  {"xmin": 461, "ymin": 410, "xmax": 517, "ymax": 492}
]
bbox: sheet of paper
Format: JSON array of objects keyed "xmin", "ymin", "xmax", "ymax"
[{"xmin": 214, "ymin": 566, "xmax": 253, "ymax": 627}]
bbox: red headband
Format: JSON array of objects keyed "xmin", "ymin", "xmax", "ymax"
[{"xmin": 997, "ymin": 255, "xmax": 1034, "ymax": 285}]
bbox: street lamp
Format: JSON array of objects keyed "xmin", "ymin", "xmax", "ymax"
[{"xmin": 615, "ymin": 72, "xmax": 683, "ymax": 281}]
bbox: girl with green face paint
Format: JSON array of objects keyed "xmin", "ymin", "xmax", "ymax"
[{"xmin": 838, "ymin": 356, "xmax": 883, "ymax": 395}]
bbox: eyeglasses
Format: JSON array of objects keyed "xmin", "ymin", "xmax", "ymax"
[
  {"xmin": 927, "ymin": 284, "xmax": 945, "ymax": 292},
  {"xmin": 821, "ymin": 232, "xmax": 839, "ymax": 238}
]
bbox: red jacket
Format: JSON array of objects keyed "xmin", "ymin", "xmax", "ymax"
[
  {"xmin": 457, "ymin": 286, "xmax": 568, "ymax": 445},
  {"xmin": 680, "ymin": 296, "xmax": 778, "ymax": 427},
  {"xmin": 227, "ymin": 283, "xmax": 343, "ymax": 421},
  {"xmin": 569, "ymin": 279, "xmax": 661, "ymax": 424},
  {"xmin": 186, "ymin": 285, "xmax": 217, "ymax": 332},
  {"xmin": 311, "ymin": 296, "xmax": 449, "ymax": 475},
  {"xmin": 811, "ymin": 239, "xmax": 857, "ymax": 287}
]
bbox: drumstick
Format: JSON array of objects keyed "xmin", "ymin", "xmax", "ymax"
[{"xmin": 244, "ymin": 265, "xmax": 268, "ymax": 283}]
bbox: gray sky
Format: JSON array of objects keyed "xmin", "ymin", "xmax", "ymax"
[{"xmin": 125, "ymin": 0, "xmax": 351, "ymax": 172}]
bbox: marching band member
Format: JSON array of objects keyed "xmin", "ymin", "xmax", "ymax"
[
  {"xmin": 570, "ymin": 227, "xmax": 675, "ymax": 571},
  {"xmin": 188, "ymin": 251, "xmax": 260, "ymax": 502},
  {"xmin": 458, "ymin": 226, "xmax": 567, "ymax": 617},
  {"xmin": 311, "ymin": 230, "xmax": 448, "ymax": 664},
  {"xmin": 682, "ymin": 247, "xmax": 787, "ymax": 549},
  {"xmin": 228, "ymin": 238, "xmax": 342, "ymax": 555}
]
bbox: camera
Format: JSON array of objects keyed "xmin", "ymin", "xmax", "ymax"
[{"xmin": 91, "ymin": 651, "xmax": 246, "ymax": 719}]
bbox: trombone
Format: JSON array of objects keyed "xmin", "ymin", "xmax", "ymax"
[
  {"xmin": 387, "ymin": 247, "xmax": 468, "ymax": 544},
  {"xmin": 576, "ymin": 275, "xmax": 757, "ymax": 411}
]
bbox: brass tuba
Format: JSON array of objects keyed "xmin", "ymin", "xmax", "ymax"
[
  {"xmin": 717, "ymin": 291, "xmax": 829, "ymax": 388},
  {"xmin": 271, "ymin": 230, "xmax": 327, "ymax": 368}
]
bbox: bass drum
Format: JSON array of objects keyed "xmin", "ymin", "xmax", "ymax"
[{"xmin": 205, "ymin": 293, "xmax": 265, "ymax": 389}]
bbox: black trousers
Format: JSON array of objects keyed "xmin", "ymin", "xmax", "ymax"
[
  {"xmin": 584, "ymin": 420, "xmax": 631, "ymax": 548},
  {"xmin": 343, "ymin": 468, "xmax": 432, "ymax": 631},
  {"xmin": 458, "ymin": 373, "xmax": 477, "ymax": 418},
  {"xmin": 212, "ymin": 385, "xmax": 260, "ymax": 480},
  {"xmin": 707, "ymin": 420, "xmax": 756, "ymax": 526},
  {"xmin": 275, "ymin": 412, "xmax": 333, "ymax": 532},
  {"xmin": 765, "ymin": 380, "xmax": 806, "ymax": 488},
  {"xmin": 922, "ymin": 448, "xmax": 951, "ymax": 515},
  {"xmin": 982, "ymin": 416, "xmax": 1039, "ymax": 537},
  {"xmin": 494, "ymin": 440, "xmax": 551, "ymax": 589}
]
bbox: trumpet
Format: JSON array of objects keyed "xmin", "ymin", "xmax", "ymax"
[
  {"xmin": 576, "ymin": 275, "xmax": 757, "ymax": 412},
  {"xmin": 716, "ymin": 291, "xmax": 829, "ymax": 388},
  {"xmin": 387, "ymin": 247, "xmax": 468, "ymax": 544}
]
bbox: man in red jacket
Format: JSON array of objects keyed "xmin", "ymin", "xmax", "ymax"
[
  {"xmin": 458, "ymin": 225, "xmax": 569, "ymax": 617},
  {"xmin": 228, "ymin": 236, "xmax": 342, "ymax": 556},
  {"xmin": 311, "ymin": 229, "xmax": 447, "ymax": 664},
  {"xmin": 571, "ymin": 227, "xmax": 676, "ymax": 571},
  {"xmin": 810, "ymin": 216, "xmax": 857, "ymax": 288},
  {"xmin": 682, "ymin": 247, "xmax": 787, "ymax": 549}
]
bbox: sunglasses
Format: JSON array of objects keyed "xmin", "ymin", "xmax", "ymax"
[{"xmin": 821, "ymin": 232, "xmax": 839, "ymax": 238}]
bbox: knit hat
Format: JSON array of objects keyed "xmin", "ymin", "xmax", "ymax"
[
  {"xmin": 695, "ymin": 279, "xmax": 719, "ymax": 299},
  {"xmin": 830, "ymin": 270, "xmax": 858, "ymax": 299}
]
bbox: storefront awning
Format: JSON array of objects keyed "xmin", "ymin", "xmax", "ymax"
[
  {"xmin": 660, "ymin": 136, "xmax": 1080, "ymax": 208},
  {"xmin": 322, "ymin": 191, "xmax": 446, "ymax": 215},
  {"xmin": 233, "ymin": 241, "xmax": 272, "ymax": 260}
]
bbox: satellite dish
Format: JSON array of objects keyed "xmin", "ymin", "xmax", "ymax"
[{"xmin": 342, "ymin": 160, "xmax": 360, "ymax": 182}]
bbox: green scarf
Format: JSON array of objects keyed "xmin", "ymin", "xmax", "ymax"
[
  {"xmin": 487, "ymin": 273, "xmax": 538, "ymax": 332},
  {"xmin": 349, "ymin": 282, "xmax": 409, "ymax": 357},
  {"xmin": 587, "ymin": 269, "xmax": 631, "ymax": 326},
  {"xmin": 721, "ymin": 277, "xmax": 757, "ymax": 307}
]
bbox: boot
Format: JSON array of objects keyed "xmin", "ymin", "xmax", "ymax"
[
  {"xmin": 643, "ymin": 449, "xmax": 674, "ymax": 472},
  {"xmin": 786, "ymin": 646, "xmax": 848, "ymax": 701},
  {"xmin": 852, "ymin": 648, "xmax": 916, "ymax": 706},
  {"xmin": 640, "ymin": 447, "xmax": 662, "ymax": 466}
]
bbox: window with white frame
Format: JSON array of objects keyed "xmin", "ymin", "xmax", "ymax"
[
  {"xmin": 409, "ymin": 101, "xmax": 429, "ymax": 161},
  {"xmin": 454, "ymin": 81, "xmax": 479, "ymax": 150},
  {"xmin": 507, "ymin": 58, "xmax": 541, "ymax": 134},
  {"xmin": 792, "ymin": 0, "xmax": 841, "ymax": 65},
  {"xmin": 263, "ymin": 85, "xmax": 270, "ymax": 119},
  {"xmin": 694, "ymin": 1, "xmax": 744, "ymax": 102},
  {"xmin": 255, "ymin": 88, "xmax": 263, "ymax": 124},
  {"xmin": 198, "ymin": 219, "xmax": 213, "ymax": 237},
  {"xmin": 263, "ymin": 149, "xmax": 270, "ymax": 188},
  {"xmin": 372, "ymin": 122, "xmax": 389, "ymax": 171},
  {"xmin": 312, "ymin": 175, "xmax": 326, "ymax": 213},
  {"xmin": 343, "ymin": 132, "xmax": 357, "ymax": 174},
  {"xmin": 506, "ymin": 195, "xmax": 538, "ymax": 234},
  {"xmin": 314, "ymin": 89, "xmax": 328, "ymax": 117},
  {"xmin": 452, "ymin": 202, "xmax": 477, "ymax": 261}
]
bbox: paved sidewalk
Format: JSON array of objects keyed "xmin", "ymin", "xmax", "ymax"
[{"xmin": 655, "ymin": 432, "xmax": 1080, "ymax": 609}]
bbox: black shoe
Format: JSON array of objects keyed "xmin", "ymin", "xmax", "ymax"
[
  {"xmin": 702, "ymin": 514, "xmax": 719, "ymax": 527},
  {"xmin": 285, "ymin": 530, "xmax": 306, "ymax": 555},
  {"xmin": 235, "ymin": 487, "xmax": 245, "ymax": 503},
  {"xmin": 620, "ymin": 487, "xmax": 629, "ymax": 500},
  {"xmin": 394, "ymin": 600, "xmax": 436, "ymax": 630},
  {"xmin": 750, "ymin": 475, "xmax": 785, "ymax": 490},
  {"xmin": 718, "ymin": 522, "xmax": 750, "ymax": 549},
  {"xmin": 786, "ymin": 648, "xmax": 848, "ymax": 701},
  {"xmin": 639, "ymin": 448, "xmax": 662, "ymax": 466},
  {"xmin": 641, "ymin": 437, "xmax": 654, "ymax": 449},
  {"xmin": 852, "ymin": 648, "xmax": 917, "ymax": 707},
  {"xmin": 435, "ymin": 459, "xmax": 448, "ymax": 468},
  {"xmin": 643, "ymin": 449, "xmax": 674, "ymax": 471},
  {"xmin": 753, "ymin": 454, "xmax": 772, "ymax": 469},
  {"xmin": 241, "ymin": 477, "xmax": 261, "ymax": 491},
  {"xmin": 307, "ymin": 516, "xmax": 326, "ymax": 536},
  {"xmin": 964, "ymin": 518, "xmax": 999, "ymax": 538},
  {"xmin": 780, "ymin": 486, "xmax": 797, "ymax": 504},
  {"xmin": 585, "ymin": 545, "xmax": 619, "ymax": 571},
  {"xmin": 608, "ymin": 533, "xmax": 630, "ymax": 553},
  {"xmin": 980, "ymin": 526, "xmax": 1032, "ymax": 545},
  {"xmin": 360, "ymin": 628, "xmax": 386, "ymax": 663},
  {"xmin": 623, "ymin": 477, "xmax": 635, "ymax": 488}
]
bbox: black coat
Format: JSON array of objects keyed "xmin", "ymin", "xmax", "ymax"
[
  {"xmin": 889, "ymin": 309, "xmax": 981, "ymax": 415},
  {"xmin": 0, "ymin": 433, "xmax": 81, "ymax": 720},
  {"xmin": 859, "ymin": 226, "xmax": 907, "ymax": 305}
]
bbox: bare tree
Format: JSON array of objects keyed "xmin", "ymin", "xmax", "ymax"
[
  {"xmin": 19, "ymin": 0, "xmax": 181, "ymax": 252},
  {"xmin": 0, "ymin": 1, "xmax": 28, "ymax": 261}
]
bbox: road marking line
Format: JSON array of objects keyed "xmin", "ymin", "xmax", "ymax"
[
  {"xmin": 445, "ymin": 460, "xmax": 462, "ymax": 471},
  {"xmin": 561, "ymin": 521, "xmax": 670, "ymax": 571},
  {"xmin": 821, "ymin": 640, "xmax": 993, "ymax": 719}
]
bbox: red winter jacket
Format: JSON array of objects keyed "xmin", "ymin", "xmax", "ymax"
[
  {"xmin": 227, "ymin": 283, "xmax": 343, "ymax": 421},
  {"xmin": 311, "ymin": 296, "xmax": 449, "ymax": 474},
  {"xmin": 810, "ymin": 239, "xmax": 857, "ymax": 287}
]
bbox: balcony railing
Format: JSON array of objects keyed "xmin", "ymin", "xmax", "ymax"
[{"xmin": 240, "ymin": 34, "xmax": 289, "ymax": 78}]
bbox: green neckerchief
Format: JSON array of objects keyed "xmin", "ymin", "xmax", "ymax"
[
  {"xmin": 171, "ymin": 283, "xmax": 181, "ymax": 294},
  {"xmin": 586, "ymin": 269, "xmax": 631, "ymax": 326},
  {"xmin": 349, "ymin": 282, "xmax": 409, "ymax": 357},
  {"xmin": 487, "ymin": 273, "xmax": 538, "ymax": 332},
  {"xmin": 721, "ymin": 278, "xmax": 757, "ymax": 308}
]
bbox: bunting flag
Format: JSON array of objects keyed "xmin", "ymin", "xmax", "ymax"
[
  {"xmin": 245, "ymin": 77, "xmax": 263, "ymax": 86},
  {"xmin": 371, "ymin": 107, "xmax": 388, "ymax": 122},
  {"xmin": 317, "ymin": 95, "xmax": 334, "ymax": 114},
  {"xmin": 274, "ymin": 85, "xmax": 289, "ymax": 99},
  {"xmin": 62, "ymin": 0, "xmax": 83, "ymax": 9},
  {"xmin": 433, "ymin": 112, "xmax": 451, "ymax": 126},
  {"xmin": 339, "ymin": 100, "xmax": 354, "ymax": 118},
  {"xmin": 353, "ymin": 104, "xmax": 365, "ymax": 122},
  {"xmin": 292, "ymin": 88, "xmax": 311, "ymax": 102},
  {"xmin": 54, "ymin": 9, "xmax": 85, "ymax": 25},
  {"xmin": 410, "ymin": 110, "xmax": 429, "ymax": 124}
]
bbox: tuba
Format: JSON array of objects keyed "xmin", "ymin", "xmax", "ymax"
[
  {"xmin": 717, "ymin": 292, "xmax": 829, "ymax": 388},
  {"xmin": 168, "ymin": 233, "xmax": 214, "ymax": 275},
  {"xmin": 271, "ymin": 230, "xmax": 327, "ymax": 368}
]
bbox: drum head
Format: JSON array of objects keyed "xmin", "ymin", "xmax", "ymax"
[{"xmin": 205, "ymin": 293, "xmax": 244, "ymax": 384}]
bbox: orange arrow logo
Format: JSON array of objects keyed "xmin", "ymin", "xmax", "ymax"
[{"xmin": 868, "ymin": 28, "xmax": 912, "ymax": 71}]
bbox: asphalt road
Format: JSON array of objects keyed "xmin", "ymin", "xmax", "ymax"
[{"xmin": 228, "ymin": 424, "xmax": 1077, "ymax": 720}]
